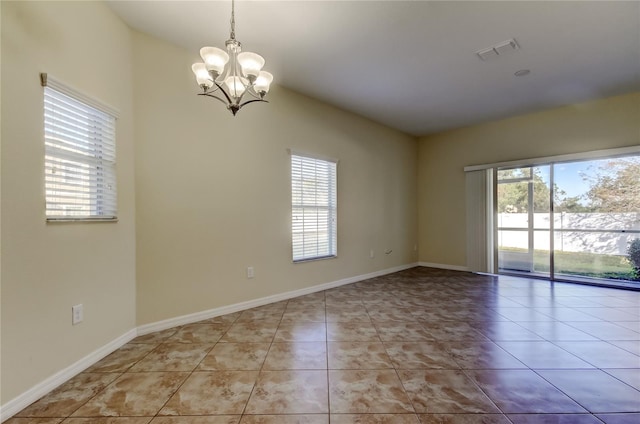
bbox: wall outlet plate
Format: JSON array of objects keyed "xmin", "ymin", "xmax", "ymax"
[{"xmin": 72, "ymin": 304, "xmax": 83, "ymax": 325}]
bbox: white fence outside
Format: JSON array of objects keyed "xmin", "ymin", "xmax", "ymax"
[{"xmin": 498, "ymin": 213, "xmax": 640, "ymax": 256}]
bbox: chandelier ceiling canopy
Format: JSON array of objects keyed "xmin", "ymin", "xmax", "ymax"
[{"xmin": 191, "ymin": 0, "xmax": 273, "ymax": 116}]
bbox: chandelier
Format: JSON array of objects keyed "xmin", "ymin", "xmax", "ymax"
[{"xmin": 191, "ymin": 0, "xmax": 273, "ymax": 116}]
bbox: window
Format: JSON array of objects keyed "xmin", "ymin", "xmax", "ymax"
[
  {"xmin": 291, "ymin": 153, "xmax": 337, "ymax": 262},
  {"xmin": 43, "ymin": 77, "xmax": 117, "ymax": 221}
]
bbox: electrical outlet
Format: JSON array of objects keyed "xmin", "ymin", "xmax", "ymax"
[
  {"xmin": 72, "ymin": 304, "xmax": 83, "ymax": 325},
  {"xmin": 370, "ymin": 249, "xmax": 374, "ymax": 259},
  {"xmin": 247, "ymin": 266, "xmax": 254, "ymax": 279}
]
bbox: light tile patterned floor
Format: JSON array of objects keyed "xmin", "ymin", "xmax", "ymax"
[{"xmin": 7, "ymin": 267, "xmax": 640, "ymax": 424}]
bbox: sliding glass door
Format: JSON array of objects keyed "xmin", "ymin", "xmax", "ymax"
[
  {"xmin": 496, "ymin": 155, "xmax": 640, "ymax": 287},
  {"xmin": 497, "ymin": 166, "xmax": 551, "ymax": 276}
]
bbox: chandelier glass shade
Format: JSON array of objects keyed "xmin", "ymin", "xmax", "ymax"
[{"xmin": 191, "ymin": 0, "xmax": 273, "ymax": 116}]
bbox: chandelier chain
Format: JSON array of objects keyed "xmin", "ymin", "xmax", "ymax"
[{"xmin": 230, "ymin": 0, "xmax": 236, "ymax": 40}]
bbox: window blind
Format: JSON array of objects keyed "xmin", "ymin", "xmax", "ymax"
[
  {"xmin": 44, "ymin": 86, "xmax": 117, "ymax": 220},
  {"xmin": 465, "ymin": 168, "xmax": 494, "ymax": 273},
  {"xmin": 291, "ymin": 154, "xmax": 337, "ymax": 262}
]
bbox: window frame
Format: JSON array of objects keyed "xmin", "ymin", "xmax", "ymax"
[
  {"xmin": 41, "ymin": 73, "xmax": 119, "ymax": 222},
  {"xmin": 290, "ymin": 151, "xmax": 338, "ymax": 263}
]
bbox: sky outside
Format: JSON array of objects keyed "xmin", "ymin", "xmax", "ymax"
[
  {"xmin": 554, "ymin": 161, "xmax": 592, "ymax": 200},
  {"xmin": 519, "ymin": 157, "xmax": 636, "ymax": 204}
]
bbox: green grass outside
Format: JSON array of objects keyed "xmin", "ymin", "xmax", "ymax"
[{"xmin": 500, "ymin": 247, "xmax": 638, "ymax": 281}]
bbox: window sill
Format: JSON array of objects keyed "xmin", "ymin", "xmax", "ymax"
[
  {"xmin": 293, "ymin": 255, "xmax": 337, "ymax": 264},
  {"xmin": 46, "ymin": 217, "xmax": 118, "ymax": 223}
]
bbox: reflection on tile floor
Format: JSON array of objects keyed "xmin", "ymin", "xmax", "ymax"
[{"xmin": 7, "ymin": 267, "xmax": 640, "ymax": 423}]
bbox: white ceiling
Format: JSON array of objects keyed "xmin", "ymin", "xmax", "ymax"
[{"xmin": 107, "ymin": 0, "xmax": 640, "ymax": 136}]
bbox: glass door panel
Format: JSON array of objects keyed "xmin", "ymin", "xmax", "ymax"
[
  {"xmin": 533, "ymin": 229, "xmax": 551, "ymax": 273},
  {"xmin": 498, "ymin": 229, "xmax": 531, "ymax": 272},
  {"xmin": 497, "ymin": 165, "xmax": 551, "ymax": 277},
  {"xmin": 553, "ymin": 157, "xmax": 640, "ymax": 283}
]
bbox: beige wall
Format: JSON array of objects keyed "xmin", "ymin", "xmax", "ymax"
[
  {"xmin": 417, "ymin": 92, "xmax": 640, "ymax": 267},
  {"xmin": 1, "ymin": 1, "xmax": 136, "ymax": 403},
  {"xmin": 133, "ymin": 32, "xmax": 418, "ymax": 325}
]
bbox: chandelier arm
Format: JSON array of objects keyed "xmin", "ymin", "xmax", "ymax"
[
  {"xmin": 203, "ymin": 83, "xmax": 221, "ymax": 95},
  {"xmin": 198, "ymin": 92, "xmax": 231, "ymax": 107},
  {"xmin": 212, "ymin": 80, "xmax": 235, "ymax": 105},
  {"xmin": 242, "ymin": 87, "xmax": 263, "ymax": 100},
  {"xmin": 238, "ymin": 98, "xmax": 268, "ymax": 110},
  {"xmin": 234, "ymin": 88, "xmax": 250, "ymax": 104}
]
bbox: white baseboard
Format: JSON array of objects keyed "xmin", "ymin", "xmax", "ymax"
[
  {"xmin": 138, "ymin": 262, "xmax": 419, "ymax": 335},
  {"xmin": 0, "ymin": 328, "xmax": 137, "ymax": 422},
  {"xmin": 418, "ymin": 262, "xmax": 470, "ymax": 272},
  {"xmin": 1, "ymin": 262, "xmax": 418, "ymax": 422}
]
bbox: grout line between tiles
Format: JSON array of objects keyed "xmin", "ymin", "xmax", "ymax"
[{"xmin": 11, "ymin": 268, "xmax": 640, "ymax": 422}]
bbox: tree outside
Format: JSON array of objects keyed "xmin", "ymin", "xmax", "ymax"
[
  {"xmin": 498, "ymin": 157, "xmax": 639, "ymax": 214},
  {"xmin": 581, "ymin": 157, "xmax": 640, "ymax": 213}
]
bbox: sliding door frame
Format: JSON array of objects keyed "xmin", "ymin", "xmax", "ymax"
[{"xmin": 466, "ymin": 145, "xmax": 640, "ymax": 288}]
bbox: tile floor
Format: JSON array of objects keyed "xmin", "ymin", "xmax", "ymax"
[{"xmin": 7, "ymin": 267, "xmax": 640, "ymax": 424}]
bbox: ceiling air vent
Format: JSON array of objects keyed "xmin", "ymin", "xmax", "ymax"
[{"xmin": 476, "ymin": 38, "xmax": 519, "ymax": 61}]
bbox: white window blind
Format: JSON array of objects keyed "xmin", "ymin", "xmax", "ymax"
[
  {"xmin": 291, "ymin": 153, "xmax": 337, "ymax": 262},
  {"xmin": 465, "ymin": 168, "xmax": 494, "ymax": 273},
  {"xmin": 44, "ymin": 84, "xmax": 117, "ymax": 220}
]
